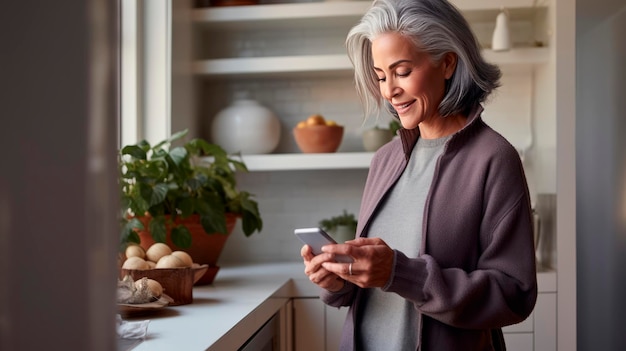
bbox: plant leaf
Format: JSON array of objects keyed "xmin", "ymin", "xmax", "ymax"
[
  {"xmin": 228, "ymin": 157, "xmax": 249, "ymax": 172},
  {"xmin": 168, "ymin": 146, "xmax": 188, "ymax": 167},
  {"xmin": 170, "ymin": 225, "xmax": 192, "ymax": 248},
  {"xmin": 148, "ymin": 183, "xmax": 169, "ymax": 207},
  {"xmin": 200, "ymin": 210, "xmax": 227, "ymax": 235},
  {"xmin": 122, "ymin": 145, "xmax": 147, "ymax": 160},
  {"xmin": 178, "ymin": 197, "xmax": 194, "ymax": 217},
  {"xmin": 149, "ymin": 217, "xmax": 167, "ymax": 243},
  {"xmin": 120, "ymin": 218, "xmax": 144, "ymax": 244}
]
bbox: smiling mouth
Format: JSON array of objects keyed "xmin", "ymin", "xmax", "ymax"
[{"xmin": 393, "ymin": 100, "xmax": 415, "ymax": 114}]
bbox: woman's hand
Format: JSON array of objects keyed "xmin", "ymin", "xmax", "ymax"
[
  {"xmin": 301, "ymin": 244, "xmax": 346, "ymax": 292},
  {"xmin": 321, "ymin": 237, "xmax": 394, "ymax": 288}
]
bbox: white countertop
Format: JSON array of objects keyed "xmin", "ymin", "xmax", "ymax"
[
  {"xmin": 126, "ymin": 262, "xmax": 557, "ymax": 351},
  {"xmin": 127, "ymin": 262, "xmax": 319, "ymax": 351}
]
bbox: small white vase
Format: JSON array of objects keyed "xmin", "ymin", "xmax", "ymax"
[
  {"xmin": 492, "ymin": 9, "xmax": 512, "ymax": 52},
  {"xmin": 211, "ymin": 99, "xmax": 281, "ymax": 154}
]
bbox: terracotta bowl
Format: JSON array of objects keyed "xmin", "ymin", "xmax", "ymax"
[{"xmin": 293, "ymin": 125, "xmax": 344, "ymax": 153}]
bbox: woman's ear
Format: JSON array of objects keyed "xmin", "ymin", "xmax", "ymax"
[{"xmin": 442, "ymin": 52, "xmax": 457, "ymax": 80}]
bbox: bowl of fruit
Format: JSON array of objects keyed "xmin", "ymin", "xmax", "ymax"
[{"xmin": 293, "ymin": 114, "xmax": 344, "ymax": 153}]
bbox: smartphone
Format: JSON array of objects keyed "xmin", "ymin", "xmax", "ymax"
[{"xmin": 294, "ymin": 227, "xmax": 353, "ymax": 263}]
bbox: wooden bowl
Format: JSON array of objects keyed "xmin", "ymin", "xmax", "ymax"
[
  {"xmin": 120, "ymin": 264, "xmax": 208, "ymax": 306},
  {"xmin": 293, "ymin": 125, "xmax": 344, "ymax": 153}
]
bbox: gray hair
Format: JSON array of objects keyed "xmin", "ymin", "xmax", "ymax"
[{"xmin": 346, "ymin": 0, "xmax": 501, "ymax": 118}]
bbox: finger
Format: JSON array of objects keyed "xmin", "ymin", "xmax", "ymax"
[
  {"xmin": 347, "ymin": 237, "xmax": 386, "ymax": 246},
  {"xmin": 305, "ymin": 252, "xmax": 339, "ymax": 276},
  {"xmin": 321, "ymin": 243, "xmax": 354, "ymax": 257},
  {"xmin": 322, "ymin": 261, "xmax": 353, "ymax": 278},
  {"xmin": 300, "ymin": 244, "xmax": 315, "ymax": 261}
]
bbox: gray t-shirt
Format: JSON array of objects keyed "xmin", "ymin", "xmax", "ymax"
[{"xmin": 357, "ymin": 135, "xmax": 450, "ymax": 351}]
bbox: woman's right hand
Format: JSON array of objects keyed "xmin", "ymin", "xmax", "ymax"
[{"xmin": 301, "ymin": 244, "xmax": 346, "ymax": 292}]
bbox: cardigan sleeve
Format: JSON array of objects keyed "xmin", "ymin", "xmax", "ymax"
[{"xmin": 320, "ymin": 281, "xmax": 357, "ymax": 307}]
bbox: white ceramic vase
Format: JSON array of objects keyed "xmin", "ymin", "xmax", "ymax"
[
  {"xmin": 491, "ymin": 9, "xmax": 512, "ymax": 52},
  {"xmin": 211, "ymin": 99, "xmax": 281, "ymax": 154}
]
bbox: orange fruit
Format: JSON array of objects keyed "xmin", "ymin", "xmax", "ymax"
[{"xmin": 306, "ymin": 114, "xmax": 325, "ymax": 126}]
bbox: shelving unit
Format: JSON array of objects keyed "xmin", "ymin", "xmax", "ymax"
[{"xmin": 183, "ymin": 0, "xmax": 550, "ymax": 171}]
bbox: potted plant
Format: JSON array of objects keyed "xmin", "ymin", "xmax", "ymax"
[
  {"xmin": 319, "ymin": 210, "xmax": 358, "ymax": 243},
  {"xmin": 119, "ymin": 129, "xmax": 263, "ymax": 283},
  {"xmin": 389, "ymin": 119, "xmax": 402, "ymax": 136}
]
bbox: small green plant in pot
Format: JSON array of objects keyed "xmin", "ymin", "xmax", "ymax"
[
  {"xmin": 319, "ymin": 210, "xmax": 358, "ymax": 243},
  {"xmin": 389, "ymin": 119, "xmax": 402, "ymax": 136},
  {"xmin": 119, "ymin": 130, "xmax": 263, "ymax": 281}
]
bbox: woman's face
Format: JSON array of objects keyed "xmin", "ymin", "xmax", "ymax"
[{"xmin": 371, "ymin": 32, "xmax": 455, "ymax": 131}]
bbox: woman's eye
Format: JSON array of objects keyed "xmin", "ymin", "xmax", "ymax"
[
  {"xmin": 377, "ymin": 77, "xmax": 386, "ymax": 82},
  {"xmin": 397, "ymin": 71, "xmax": 411, "ymax": 77}
]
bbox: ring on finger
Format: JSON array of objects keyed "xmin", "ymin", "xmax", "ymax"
[{"xmin": 349, "ymin": 262, "xmax": 353, "ymax": 276}]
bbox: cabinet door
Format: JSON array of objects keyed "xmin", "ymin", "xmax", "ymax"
[
  {"xmin": 534, "ymin": 292, "xmax": 557, "ymax": 351},
  {"xmin": 293, "ymin": 298, "xmax": 325, "ymax": 351},
  {"xmin": 278, "ymin": 300, "xmax": 294, "ymax": 351},
  {"xmin": 325, "ymin": 305, "xmax": 348, "ymax": 351}
]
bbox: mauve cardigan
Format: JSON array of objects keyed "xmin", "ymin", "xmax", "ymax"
[{"xmin": 320, "ymin": 105, "xmax": 537, "ymax": 351}]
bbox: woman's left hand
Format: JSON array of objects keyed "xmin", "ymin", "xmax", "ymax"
[{"xmin": 321, "ymin": 237, "xmax": 394, "ymax": 288}]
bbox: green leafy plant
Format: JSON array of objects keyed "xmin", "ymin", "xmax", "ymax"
[
  {"xmin": 119, "ymin": 130, "xmax": 263, "ymax": 248},
  {"xmin": 319, "ymin": 210, "xmax": 358, "ymax": 234},
  {"xmin": 389, "ymin": 119, "xmax": 401, "ymax": 136}
]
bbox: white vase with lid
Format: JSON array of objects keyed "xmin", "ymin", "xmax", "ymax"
[{"xmin": 211, "ymin": 98, "xmax": 281, "ymax": 154}]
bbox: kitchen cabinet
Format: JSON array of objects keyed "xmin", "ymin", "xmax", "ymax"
[
  {"xmin": 293, "ymin": 298, "xmax": 326, "ymax": 351},
  {"xmin": 306, "ymin": 271, "xmax": 557, "ymax": 351}
]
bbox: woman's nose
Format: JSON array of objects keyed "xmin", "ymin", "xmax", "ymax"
[{"xmin": 381, "ymin": 79, "xmax": 400, "ymax": 100}]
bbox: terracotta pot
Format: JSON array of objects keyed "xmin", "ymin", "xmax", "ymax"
[{"xmin": 136, "ymin": 214, "xmax": 238, "ymax": 285}]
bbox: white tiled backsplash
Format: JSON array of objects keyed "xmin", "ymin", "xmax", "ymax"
[{"xmin": 221, "ymin": 169, "xmax": 367, "ymax": 263}]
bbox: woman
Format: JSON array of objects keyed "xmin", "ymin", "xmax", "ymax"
[{"xmin": 300, "ymin": 0, "xmax": 537, "ymax": 350}]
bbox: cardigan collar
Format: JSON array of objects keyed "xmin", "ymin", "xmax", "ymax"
[{"xmin": 397, "ymin": 104, "xmax": 484, "ymax": 161}]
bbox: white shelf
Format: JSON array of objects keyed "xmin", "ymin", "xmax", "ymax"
[
  {"xmin": 193, "ymin": 0, "xmax": 543, "ymax": 28},
  {"xmin": 193, "ymin": 54, "xmax": 353, "ymax": 78},
  {"xmin": 193, "ymin": 2, "xmax": 372, "ymax": 30},
  {"xmin": 240, "ymin": 152, "xmax": 373, "ymax": 171},
  {"xmin": 194, "ymin": 48, "xmax": 548, "ymax": 78}
]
